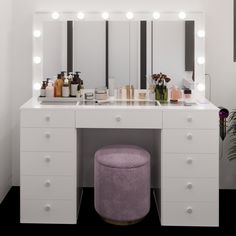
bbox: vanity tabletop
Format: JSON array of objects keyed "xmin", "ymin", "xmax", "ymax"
[{"xmin": 20, "ymin": 97, "xmax": 219, "ymax": 111}]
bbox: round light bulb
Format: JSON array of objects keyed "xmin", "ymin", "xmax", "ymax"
[
  {"xmin": 33, "ymin": 82, "xmax": 41, "ymax": 91},
  {"xmin": 153, "ymin": 12, "xmax": 161, "ymax": 20},
  {"xmin": 33, "ymin": 57, "xmax": 41, "ymax": 64},
  {"xmin": 33, "ymin": 30, "xmax": 41, "ymax": 38},
  {"xmin": 179, "ymin": 11, "xmax": 186, "ymax": 19},
  {"xmin": 197, "ymin": 83, "xmax": 206, "ymax": 92},
  {"xmin": 102, "ymin": 12, "xmax": 109, "ymax": 20},
  {"xmin": 77, "ymin": 12, "xmax": 85, "ymax": 20},
  {"xmin": 197, "ymin": 30, "xmax": 205, "ymax": 38},
  {"xmin": 51, "ymin": 12, "xmax": 60, "ymax": 20},
  {"xmin": 126, "ymin": 12, "xmax": 134, "ymax": 20},
  {"xmin": 197, "ymin": 57, "xmax": 205, "ymax": 65}
]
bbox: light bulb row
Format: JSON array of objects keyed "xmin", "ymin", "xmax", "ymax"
[{"xmin": 49, "ymin": 11, "xmax": 190, "ymax": 21}]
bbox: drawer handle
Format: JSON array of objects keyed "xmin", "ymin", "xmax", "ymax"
[
  {"xmin": 45, "ymin": 180, "xmax": 51, "ymax": 187},
  {"xmin": 186, "ymin": 158, "xmax": 193, "ymax": 165},
  {"xmin": 44, "ymin": 204, "xmax": 51, "ymax": 212},
  {"xmin": 186, "ymin": 133, "xmax": 193, "ymax": 140},
  {"xmin": 45, "ymin": 156, "xmax": 51, "ymax": 163},
  {"xmin": 45, "ymin": 115, "xmax": 51, "ymax": 122},
  {"xmin": 115, "ymin": 116, "xmax": 122, "ymax": 122},
  {"xmin": 45, "ymin": 132, "xmax": 51, "ymax": 138},
  {"xmin": 187, "ymin": 116, "xmax": 193, "ymax": 122},
  {"xmin": 186, "ymin": 207, "xmax": 193, "ymax": 214},
  {"xmin": 186, "ymin": 182, "xmax": 193, "ymax": 190}
]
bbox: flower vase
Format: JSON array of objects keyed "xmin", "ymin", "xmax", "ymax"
[{"xmin": 155, "ymin": 85, "xmax": 168, "ymax": 102}]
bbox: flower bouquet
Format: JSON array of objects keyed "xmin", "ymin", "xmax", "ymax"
[{"xmin": 151, "ymin": 73, "xmax": 171, "ymax": 102}]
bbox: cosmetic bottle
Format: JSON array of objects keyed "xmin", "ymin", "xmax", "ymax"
[
  {"xmin": 40, "ymin": 81, "xmax": 47, "ymax": 97},
  {"xmin": 71, "ymin": 72, "xmax": 80, "ymax": 97},
  {"xmin": 54, "ymin": 74, "xmax": 63, "ymax": 97},
  {"xmin": 62, "ymin": 78, "xmax": 70, "ymax": 97},
  {"xmin": 46, "ymin": 81, "xmax": 54, "ymax": 98}
]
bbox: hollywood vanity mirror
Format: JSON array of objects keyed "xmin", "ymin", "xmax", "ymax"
[{"xmin": 33, "ymin": 12, "xmax": 205, "ymax": 98}]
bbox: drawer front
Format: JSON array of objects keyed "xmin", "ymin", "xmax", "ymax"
[
  {"xmin": 21, "ymin": 128, "xmax": 76, "ymax": 152},
  {"xmin": 21, "ymin": 199, "xmax": 76, "ymax": 224},
  {"xmin": 21, "ymin": 176, "xmax": 76, "ymax": 200},
  {"xmin": 76, "ymin": 109, "xmax": 162, "ymax": 129},
  {"xmin": 162, "ymin": 154, "xmax": 218, "ymax": 178},
  {"xmin": 162, "ymin": 202, "xmax": 219, "ymax": 226},
  {"xmin": 163, "ymin": 110, "xmax": 218, "ymax": 129},
  {"xmin": 21, "ymin": 109, "xmax": 75, "ymax": 128},
  {"xmin": 162, "ymin": 178, "xmax": 218, "ymax": 202},
  {"xmin": 162, "ymin": 129, "xmax": 218, "ymax": 153},
  {"xmin": 21, "ymin": 152, "xmax": 76, "ymax": 176}
]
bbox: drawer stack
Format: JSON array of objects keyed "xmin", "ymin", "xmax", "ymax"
[
  {"xmin": 161, "ymin": 110, "xmax": 219, "ymax": 226},
  {"xmin": 20, "ymin": 109, "xmax": 77, "ymax": 224}
]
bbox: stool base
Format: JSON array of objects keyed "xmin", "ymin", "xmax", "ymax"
[{"xmin": 101, "ymin": 216, "xmax": 144, "ymax": 226}]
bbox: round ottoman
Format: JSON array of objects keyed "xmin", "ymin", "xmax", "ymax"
[{"xmin": 94, "ymin": 145, "xmax": 150, "ymax": 225}]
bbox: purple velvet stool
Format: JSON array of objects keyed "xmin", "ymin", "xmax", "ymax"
[{"xmin": 94, "ymin": 145, "xmax": 150, "ymax": 225}]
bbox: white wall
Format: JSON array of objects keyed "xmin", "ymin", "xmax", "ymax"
[
  {"xmin": 0, "ymin": 0, "xmax": 12, "ymax": 203},
  {"xmin": 10, "ymin": 0, "xmax": 236, "ymax": 189}
]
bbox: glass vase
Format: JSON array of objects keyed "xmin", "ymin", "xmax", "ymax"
[{"xmin": 155, "ymin": 85, "xmax": 168, "ymax": 102}]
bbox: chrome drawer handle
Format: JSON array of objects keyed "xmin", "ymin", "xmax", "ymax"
[
  {"xmin": 45, "ymin": 132, "xmax": 51, "ymax": 138},
  {"xmin": 186, "ymin": 182, "xmax": 193, "ymax": 190},
  {"xmin": 44, "ymin": 156, "xmax": 51, "ymax": 163},
  {"xmin": 44, "ymin": 204, "xmax": 51, "ymax": 212},
  {"xmin": 187, "ymin": 133, "xmax": 193, "ymax": 140},
  {"xmin": 45, "ymin": 115, "xmax": 51, "ymax": 122},
  {"xmin": 187, "ymin": 116, "xmax": 193, "ymax": 122},
  {"xmin": 45, "ymin": 180, "xmax": 51, "ymax": 187},
  {"xmin": 186, "ymin": 207, "xmax": 193, "ymax": 214},
  {"xmin": 186, "ymin": 158, "xmax": 193, "ymax": 165},
  {"xmin": 115, "ymin": 116, "xmax": 121, "ymax": 122}
]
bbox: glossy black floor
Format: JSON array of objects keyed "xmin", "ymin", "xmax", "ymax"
[{"xmin": 0, "ymin": 187, "xmax": 234, "ymax": 234}]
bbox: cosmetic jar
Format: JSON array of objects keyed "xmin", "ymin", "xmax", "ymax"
[
  {"xmin": 95, "ymin": 88, "xmax": 108, "ymax": 100},
  {"xmin": 184, "ymin": 89, "xmax": 192, "ymax": 99},
  {"xmin": 85, "ymin": 92, "xmax": 94, "ymax": 100}
]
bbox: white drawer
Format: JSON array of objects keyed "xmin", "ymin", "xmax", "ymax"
[
  {"xmin": 21, "ymin": 176, "xmax": 76, "ymax": 200},
  {"xmin": 162, "ymin": 178, "xmax": 218, "ymax": 202},
  {"xmin": 162, "ymin": 202, "xmax": 219, "ymax": 226},
  {"xmin": 21, "ymin": 199, "xmax": 76, "ymax": 224},
  {"xmin": 21, "ymin": 109, "xmax": 75, "ymax": 128},
  {"xmin": 162, "ymin": 154, "xmax": 218, "ymax": 178},
  {"xmin": 163, "ymin": 110, "xmax": 218, "ymax": 129},
  {"xmin": 21, "ymin": 152, "xmax": 76, "ymax": 176},
  {"xmin": 21, "ymin": 128, "xmax": 76, "ymax": 152},
  {"xmin": 162, "ymin": 129, "xmax": 218, "ymax": 153},
  {"xmin": 76, "ymin": 109, "xmax": 162, "ymax": 129}
]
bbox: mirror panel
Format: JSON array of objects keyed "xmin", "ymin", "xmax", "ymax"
[
  {"xmin": 152, "ymin": 21, "xmax": 194, "ymax": 88},
  {"xmin": 43, "ymin": 21, "xmax": 67, "ymax": 79},
  {"xmin": 74, "ymin": 21, "xmax": 106, "ymax": 89},
  {"xmin": 108, "ymin": 21, "xmax": 139, "ymax": 88}
]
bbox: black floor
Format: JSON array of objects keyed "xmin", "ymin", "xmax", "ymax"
[{"xmin": 0, "ymin": 187, "xmax": 234, "ymax": 234}]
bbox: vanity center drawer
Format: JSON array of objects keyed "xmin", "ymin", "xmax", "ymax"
[{"xmin": 76, "ymin": 109, "xmax": 162, "ymax": 129}]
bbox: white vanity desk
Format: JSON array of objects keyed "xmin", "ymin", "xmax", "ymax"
[{"xmin": 20, "ymin": 98, "xmax": 219, "ymax": 226}]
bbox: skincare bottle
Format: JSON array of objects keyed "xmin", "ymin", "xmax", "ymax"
[
  {"xmin": 40, "ymin": 81, "xmax": 47, "ymax": 97},
  {"xmin": 62, "ymin": 78, "xmax": 70, "ymax": 97},
  {"xmin": 54, "ymin": 74, "xmax": 63, "ymax": 97},
  {"xmin": 71, "ymin": 72, "xmax": 79, "ymax": 97},
  {"xmin": 46, "ymin": 81, "xmax": 54, "ymax": 98}
]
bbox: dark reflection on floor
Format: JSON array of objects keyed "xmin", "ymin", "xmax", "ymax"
[{"xmin": 0, "ymin": 187, "xmax": 234, "ymax": 234}]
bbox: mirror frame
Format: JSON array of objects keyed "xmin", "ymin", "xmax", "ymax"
[{"xmin": 33, "ymin": 12, "xmax": 205, "ymax": 98}]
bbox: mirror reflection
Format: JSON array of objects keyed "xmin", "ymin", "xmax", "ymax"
[{"xmin": 42, "ymin": 20, "xmax": 195, "ymax": 90}]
